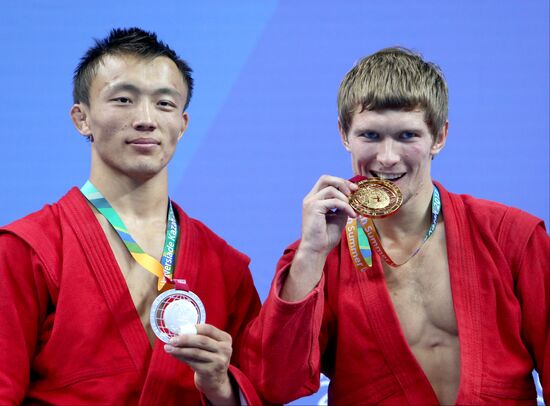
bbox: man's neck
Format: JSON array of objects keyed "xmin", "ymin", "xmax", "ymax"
[
  {"xmin": 89, "ymin": 169, "xmax": 169, "ymax": 221},
  {"xmin": 372, "ymin": 182, "xmax": 435, "ymax": 243}
]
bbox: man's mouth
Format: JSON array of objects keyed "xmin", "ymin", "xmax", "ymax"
[
  {"xmin": 369, "ymin": 171, "xmax": 405, "ymax": 181},
  {"xmin": 127, "ymin": 138, "xmax": 160, "ymax": 145}
]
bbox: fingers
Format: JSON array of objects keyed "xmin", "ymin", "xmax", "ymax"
[
  {"xmin": 195, "ymin": 324, "xmax": 232, "ymax": 342},
  {"xmin": 309, "ymin": 175, "xmax": 358, "ymax": 197},
  {"xmin": 164, "ymin": 324, "xmax": 232, "ymax": 362},
  {"xmin": 167, "ymin": 325, "xmax": 231, "ymax": 351},
  {"xmin": 305, "ymin": 175, "xmax": 358, "ymax": 219},
  {"xmin": 166, "ymin": 344, "xmax": 228, "ymax": 364},
  {"xmin": 312, "ymin": 197, "xmax": 357, "ymax": 219},
  {"xmin": 312, "ymin": 184, "xmax": 349, "ymax": 203},
  {"xmin": 164, "ymin": 323, "xmax": 234, "ymax": 400},
  {"xmin": 167, "ymin": 334, "xmax": 217, "ymax": 355},
  {"xmin": 295, "ymin": 174, "xmax": 360, "ymax": 257}
]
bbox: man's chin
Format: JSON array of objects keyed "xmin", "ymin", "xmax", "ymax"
[{"xmin": 123, "ymin": 165, "xmax": 167, "ymax": 182}]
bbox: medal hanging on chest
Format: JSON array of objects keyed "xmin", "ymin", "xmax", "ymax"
[{"xmin": 81, "ymin": 181, "xmax": 206, "ymax": 343}]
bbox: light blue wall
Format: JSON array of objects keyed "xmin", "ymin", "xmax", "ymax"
[{"xmin": 1, "ymin": 2, "xmax": 547, "ymax": 404}]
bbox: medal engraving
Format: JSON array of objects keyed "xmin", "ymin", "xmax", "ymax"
[
  {"xmin": 150, "ymin": 289, "xmax": 206, "ymax": 343},
  {"xmin": 164, "ymin": 299, "xmax": 198, "ymax": 334},
  {"xmin": 349, "ymin": 178, "xmax": 403, "ymax": 217}
]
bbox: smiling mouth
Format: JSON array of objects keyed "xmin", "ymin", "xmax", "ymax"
[
  {"xmin": 369, "ymin": 171, "xmax": 405, "ymax": 181},
  {"xmin": 127, "ymin": 138, "xmax": 160, "ymax": 145}
]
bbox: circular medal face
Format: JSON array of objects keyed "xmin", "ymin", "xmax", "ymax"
[
  {"xmin": 150, "ymin": 289, "xmax": 206, "ymax": 343},
  {"xmin": 349, "ymin": 178, "xmax": 403, "ymax": 218}
]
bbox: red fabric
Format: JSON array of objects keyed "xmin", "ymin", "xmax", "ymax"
[
  {"xmin": 0, "ymin": 188, "xmax": 262, "ymax": 405},
  {"xmin": 241, "ymin": 182, "xmax": 549, "ymax": 405},
  {"xmin": 349, "ymin": 175, "xmax": 368, "ymax": 183}
]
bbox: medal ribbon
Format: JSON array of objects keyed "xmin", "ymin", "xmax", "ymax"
[
  {"xmin": 81, "ymin": 181, "xmax": 184, "ymax": 291},
  {"xmin": 347, "ymin": 185, "xmax": 441, "ymax": 269},
  {"xmin": 345, "ymin": 217, "xmax": 372, "ymax": 272}
]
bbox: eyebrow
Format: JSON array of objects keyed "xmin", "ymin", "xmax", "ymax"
[
  {"xmin": 352, "ymin": 125, "xmax": 425, "ymax": 134},
  {"xmin": 106, "ymin": 82, "xmax": 183, "ymax": 99}
]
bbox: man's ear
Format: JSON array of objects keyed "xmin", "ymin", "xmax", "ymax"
[
  {"xmin": 431, "ymin": 121, "xmax": 448, "ymax": 157},
  {"xmin": 338, "ymin": 119, "xmax": 351, "ymax": 152},
  {"xmin": 178, "ymin": 112, "xmax": 189, "ymax": 141},
  {"xmin": 70, "ymin": 104, "xmax": 92, "ymax": 137}
]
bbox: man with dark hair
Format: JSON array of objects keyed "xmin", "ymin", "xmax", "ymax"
[
  {"xmin": 241, "ymin": 47, "xmax": 549, "ymax": 404},
  {"xmin": 0, "ymin": 27, "xmax": 261, "ymax": 405},
  {"xmin": 73, "ymin": 28, "xmax": 194, "ymax": 111}
]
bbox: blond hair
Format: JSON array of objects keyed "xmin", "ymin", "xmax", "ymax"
[{"xmin": 338, "ymin": 47, "xmax": 448, "ymax": 139}]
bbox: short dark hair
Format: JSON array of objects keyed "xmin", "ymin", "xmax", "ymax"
[
  {"xmin": 73, "ymin": 27, "xmax": 194, "ymax": 111},
  {"xmin": 338, "ymin": 47, "xmax": 448, "ymax": 139}
]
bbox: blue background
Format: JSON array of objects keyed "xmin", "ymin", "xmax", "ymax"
[{"xmin": 0, "ymin": 1, "xmax": 548, "ymax": 404}]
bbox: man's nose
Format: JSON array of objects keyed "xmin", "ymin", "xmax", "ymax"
[
  {"xmin": 133, "ymin": 101, "xmax": 157, "ymax": 131},
  {"xmin": 376, "ymin": 139, "xmax": 400, "ymax": 166}
]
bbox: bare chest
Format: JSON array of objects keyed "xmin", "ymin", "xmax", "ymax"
[
  {"xmin": 382, "ymin": 224, "xmax": 460, "ymax": 403},
  {"xmin": 96, "ymin": 214, "xmax": 164, "ymax": 346},
  {"xmin": 383, "ymin": 225, "xmax": 457, "ymax": 344}
]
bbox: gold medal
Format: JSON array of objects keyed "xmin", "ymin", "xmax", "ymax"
[{"xmin": 349, "ymin": 178, "xmax": 403, "ymax": 218}]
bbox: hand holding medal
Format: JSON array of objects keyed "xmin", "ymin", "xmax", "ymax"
[
  {"xmin": 164, "ymin": 324, "xmax": 236, "ymax": 404},
  {"xmin": 281, "ymin": 175, "xmax": 359, "ymax": 301}
]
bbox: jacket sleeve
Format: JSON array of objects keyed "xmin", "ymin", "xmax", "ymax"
[
  {"xmin": 221, "ymin": 244, "xmax": 264, "ymax": 405},
  {"xmin": 239, "ymin": 244, "xmax": 329, "ymax": 404},
  {"xmin": 513, "ymin": 222, "xmax": 550, "ymax": 404},
  {"xmin": 0, "ymin": 232, "xmax": 52, "ymax": 404}
]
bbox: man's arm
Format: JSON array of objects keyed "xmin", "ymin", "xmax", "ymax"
[
  {"xmin": 165, "ymin": 324, "xmax": 240, "ymax": 405},
  {"xmin": 165, "ymin": 243, "xmax": 262, "ymax": 405},
  {"xmin": 514, "ymin": 223, "xmax": 550, "ymax": 404},
  {"xmin": 239, "ymin": 175, "xmax": 356, "ymax": 404},
  {"xmin": 281, "ymin": 175, "xmax": 357, "ymax": 301},
  {"xmin": 0, "ymin": 233, "xmax": 50, "ymax": 404}
]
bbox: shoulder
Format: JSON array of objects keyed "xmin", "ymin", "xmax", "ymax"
[
  {"xmin": 437, "ymin": 183, "xmax": 549, "ymax": 278},
  {"xmin": 436, "ymin": 182, "xmax": 543, "ymax": 232},
  {"xmin": 0, "ymin": 196, "xmax": 65, "ymax": 289},
  {"xmin": 1, "ymin": 201, "xmax": 61, "ymax": 247},
  {"xmin": 1, "ymin": 188, "xmax": 81, "ymax": 245},
  {"xmin": 0, "ymin": 188, "xmax": 83, "ymax": 274},
  {"xmin": 436, "ymin": 182, "xmax": 547, "ymax": 267}
]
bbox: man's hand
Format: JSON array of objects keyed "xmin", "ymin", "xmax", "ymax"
[
  {"xmin": 281, "ymin": 175, "xmax": 357, "ymax": 301},
  {"xmin": 300, "ymin": 175, "xmax": 358, "ymax": 256},
  {"xmin": 164, "ymin": 324, "xmax": 238, "ymax": 405}
]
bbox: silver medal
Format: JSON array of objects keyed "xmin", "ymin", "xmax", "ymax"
[{"xmin": 150, "ymin": 289, "xmax": 206, "ymax": 343}]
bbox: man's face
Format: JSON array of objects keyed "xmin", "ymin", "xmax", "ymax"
[
  {"xmin": 340, "ymin": 108, "xmax": 447, "ymax": 207},
  {"xmin": 71, "ymin": 54, "xmax": 189, "ymax": 182}
]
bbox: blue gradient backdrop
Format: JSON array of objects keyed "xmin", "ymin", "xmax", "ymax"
[{"xmin": 1, "ymin": 1, "xmax": 548, "ymax": 404}]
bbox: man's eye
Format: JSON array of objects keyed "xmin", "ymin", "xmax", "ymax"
[
  {"xmin": 113, "ymin": 97, "xmax": 131, "ymax": 104},
  {"xmin": 361, "ymin": 132, "xmax": 379, "ymax": 140},
  {"xmin": 400, "ymin": 131, "xmax": 416, "ymax": 140},
  {"xmin": 158, "ymin": 100, "xmax": 176, "ymax": 108}
]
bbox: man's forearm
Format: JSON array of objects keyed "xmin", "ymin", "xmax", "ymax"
[{"xmin": 281, "ymin": 247, "xmax": 327, "ymax": 302}]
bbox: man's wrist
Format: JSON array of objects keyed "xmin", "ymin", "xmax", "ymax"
[
  {"xmin": 203, "ymin": 374, "xmax": 239, "ymax": 406},
  {"xmin": 292, "ymin": 244, "xmax": 330, "ymax": 275},
  {"xmin": 280, "ymin": 247, "xmax": 327, "ymax": 302}
]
